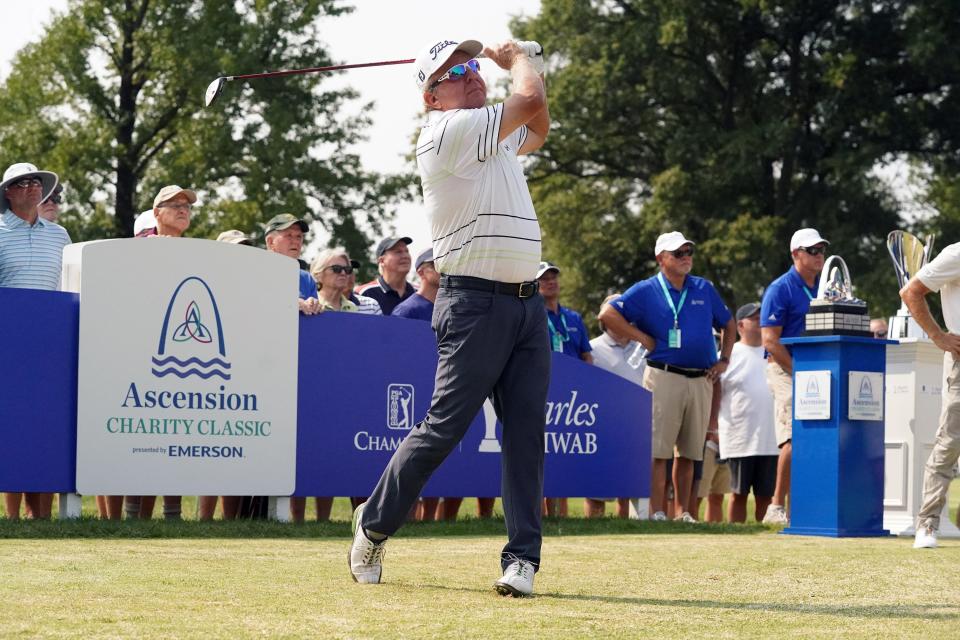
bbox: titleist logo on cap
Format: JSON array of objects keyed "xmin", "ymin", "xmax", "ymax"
[{"xmin": 430, "ymin": 40, "xmax": 458, "ymax": 60}]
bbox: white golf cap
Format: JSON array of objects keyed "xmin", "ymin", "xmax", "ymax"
[
  {"xmin": 790, "ymin": 228, "xmax": 830, "ymax": 251},
  {"xmin": 536, "ymin": 261, "xmax": 560, "ymax": 279},
  {"xmin": 153, "ymin": 184, "xmax": 197, "ymax": 208},
  {"xmin": 415, "ymin": 38, "xmax": 483, "ymax": 91},
  {"xmin": 133, "ymin": 209, "xmax": 156, "ymax": 236},
  {"xmin": 654, "ymin": 231, "xmax": 695, "ymax": 255}
]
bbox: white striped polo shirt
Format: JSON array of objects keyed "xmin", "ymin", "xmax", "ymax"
[
  {"xmin": 417, "ymin": 105, "xmax": 541, "ymax": 283},
  {"xmin": 0, "ymin": 210, "xmax": 72, "ymax": 290}
]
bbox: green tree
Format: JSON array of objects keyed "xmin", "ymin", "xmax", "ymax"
[
  {"xmin": 514, "ymin": 0, "xmax": 960, "ymax": 324},
  {"xmin": 0, "ymin": 0, "xmax": 413, "ymax": 263}
]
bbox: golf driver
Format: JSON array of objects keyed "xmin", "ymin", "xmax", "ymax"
[{"xmin": 204, "ymin": 58, "xmax": 415, "ymax": 107}]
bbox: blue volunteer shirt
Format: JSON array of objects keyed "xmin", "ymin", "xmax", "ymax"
[
  {"xmin": 613, "ymin": 273, "xmax": 731, "ymax": 370},
  {"xmin": 299, "ymin": 270, "xmax": 317, "ymax": 299},
  {"xmin": 0, "ymin": 210, "xmax": 72, "ymax": 291},
  {"xmin": 547, "ymin": 305, "xmax": 592, "ymax": 359},
  {"xmin": 760, "ymin": 267, "xmax": 819, "ymax": 352},
  {"xmin": 392, "ymin": 292, "xmax": 434, "ymax": 322}
]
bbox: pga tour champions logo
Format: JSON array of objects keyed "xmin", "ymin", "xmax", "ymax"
[
  {"xmin": 387, "ymin": 384, "xmax": 415, "ymax": 430},
  {"xmin": 152, "ymin": 276, "xmax": 231, "ymax": 380}
]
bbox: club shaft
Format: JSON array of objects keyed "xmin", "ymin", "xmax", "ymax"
[{"xmin": 226, "ymin": 59, "xmax": 415, "ymax": 82}]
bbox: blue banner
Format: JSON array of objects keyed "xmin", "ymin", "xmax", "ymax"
[{"xmin": 0, "ymin": 288, "xmax": 651, "ymax": 497}]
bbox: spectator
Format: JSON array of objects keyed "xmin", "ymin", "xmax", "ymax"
[
  {"xmin": 587, "ymin": 293, "xmax": 647, "ymax": 518},
  {"xmin": 37, "ymin": 183, "xmax": 63, "ymax": 223},
  {"xmin": 870, "ymin": 317, "xmax": 888, "ymax": 339},
  {"xmin": 393, "ymin": 248, "xmax": 439, "ymax": 321},
  {"xmin": 133, "ymin": 209, "xmax": 155, "ymax": 236},
  {"xmin": 125, "ymin": 184, "xmax": 197, "ymax": 521},
  {"xmin": 343, "ymin": 258, "xmax": 382, "ymax": 315},
  {"xmin": 760, "ymin": 228, "xmax": 829, "ymax": 525},
  {"xmin": 356, "ymin": 236, "xmax": 415, "ymax": 315},
  {"xmin": 0, "ymin": 162, "xmax": 70, "ymax": 520},
  {"xmin": 599, "ymin": 231, "xmax": 735, "ymax": 522},
  {"xmin": 216, "ymin": 229, "xmax": 254, "ymax": 246},
  {"xmin": 263, "ymin": 213, "xmax": 321, "ymax": 316},
  {"xmin": 697, "ymin": 379, "xmax": 731, "ymax": 523},
  {"xmin": 716, "ymin": 302, "xmax": 779, "ymax": 523},
  {"xmin": 538, "ymin": 260, "xmax": 592, "ymax": 517}
]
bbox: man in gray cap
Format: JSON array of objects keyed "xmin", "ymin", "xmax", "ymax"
[
  {"xmin": 350, "ymin": 36, "xmax": 550, "ymax": 597},
  {"xmin": 392, "ymin": 248, "xmax": 439, "ymax": 321},
  {"xmin": 356, "ymin": 236, "xmax": 415, "ymax": 315},
  {"xmin": 263, "ymin": 213, "xmax": 320, "ymax": 315},
  {"xmin": 0, "ymin": 162, "xmax": 70, "ymax": 520}
]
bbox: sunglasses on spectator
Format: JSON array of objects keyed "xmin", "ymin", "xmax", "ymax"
[
  {"xmin": 325, "ymin": 264, "xmax": 353, "ymax": 274},
  {"xmin": 670, "ymin": 247, "xmax": 695, "ymax": 258},
  {"xmin": 800, "ymin": 245, "xmax": 827, "ymax": 256},
  {"xmin": 48, "ymin": 194, "xmax": 62, "ymax": 205},
  {"xmin": 429, "ymin": 59, "xmax": 480, "ymax": 90},
  {"xmin": 9, "ymin": 178, "xmax": 42, "ymax": 189},
  {"xmin": 873, "ymin": 330, "xmax": 887, "ymax": 338}
]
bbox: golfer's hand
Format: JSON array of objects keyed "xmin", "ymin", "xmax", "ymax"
[
  {"xmin": 483, "ymin": 41, "xmax": 527, "ymax": 71},
  {"xmin": 933, "ymin": 331, "xmax": 960, "ymax": 359}
]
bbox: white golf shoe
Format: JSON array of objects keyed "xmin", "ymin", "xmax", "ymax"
[
  {"xmin": 913, "ymin": 525, "xmax": 938, "ymax": 549},
  {"xmin": 349, "ymin": 503, "xmax": 386, "ymax": 584},
  {"xmin": 762, "ymin": 504, "xmax": 789, "ymax": 525},
  {"xmin": 494, "ymin": 557, "xmax": 535, "ymax": 597}
]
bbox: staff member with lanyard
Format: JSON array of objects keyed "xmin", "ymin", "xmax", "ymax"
[
  {"xmin": 759, "ymin": 228, "xmax": 829, "ymax": 525},
  {"xmin": 599, "ymin": 231, "xmax": 735, "ymax": 522},
  {"xmin": 538, "ymin": 261, "xmax": 592, "ymax": 362},
  {"xmin": 349, "ymin": 36, "xmax": 550, "ymax": 598}
]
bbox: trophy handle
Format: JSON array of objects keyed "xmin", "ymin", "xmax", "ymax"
[{"xmin": 817, "ymin": 255, "xmax": 852, "ymax": 299}]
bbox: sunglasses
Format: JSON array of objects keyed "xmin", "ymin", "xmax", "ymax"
[
  {"xmin": 671, "ymin": 247, "xmax": 695, "ymax": 259},
  {"xmin": 429, "ymin": 59, "xmax": 480, "ymax": 90},
  {"xmin": 325, "ymin": 264, "xmax": 354, "ymax": 274},
  {"xmin": 10, "ymin": 178, "xmax": 42, "ymax": 189},
  {"xmin": 800, "ymin": 245, "xmax": 827, "ymax": 256}
]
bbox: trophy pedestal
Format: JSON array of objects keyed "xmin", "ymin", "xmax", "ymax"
[{"xmin": 883, "ymin": 339, "xmax": 960, "ymax": 537}]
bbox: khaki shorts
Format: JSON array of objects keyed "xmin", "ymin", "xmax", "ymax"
[
  {"xmin": 767, "ymin": 361, "xmax": 793, "ymax": 446},
  {"xmin": 697, "ymin": 445, "xmax": 731, "ymax": 498},
  {"xmin": 642, "ymin": 366, "xmax": 712, "ymax": 460}
]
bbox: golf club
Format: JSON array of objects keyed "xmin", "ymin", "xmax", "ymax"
[{"xmin": 204, "ymin": 58, "xmax": 415, "ymax": 107}]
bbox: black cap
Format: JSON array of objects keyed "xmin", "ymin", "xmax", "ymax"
[
  {"xmin": 376, "ymin": 236, "xmax": 412, "ymax": 257},
  {"xmin": 415, "ymin": 248, "xmax": 434, "ymax": 270},
  {"xmin": 736, "ymin": 302, "xmax": 761, "ymax": 322}
]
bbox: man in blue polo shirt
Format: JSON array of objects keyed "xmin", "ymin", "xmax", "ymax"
[
  {"xmin": 356, "ymin": 236, "xmax": 416, "ymax": 315},
  {"xmin": 392, "ymin": 248, "xmax": 438, "ymax": 321},
  {"xmin": 537, "ymin": 261, "xmax": 593, "ymax": 364},
  {"xmin": 759, "ymin": 227, "xmax": 829, "ymax": 525},
  {"xmin": 599, "ymin": 231, "xmax": 735, "ymax": 522}
]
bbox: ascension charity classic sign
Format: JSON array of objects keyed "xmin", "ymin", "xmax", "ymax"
[{"xmin": 69, "ymin": 238, "xmax": 299, "ymax": 495}]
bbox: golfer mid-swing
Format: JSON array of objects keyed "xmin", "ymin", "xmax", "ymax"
[{"xmin": 348, "ymin": 37, "xmax": 550, "ymax": 597}]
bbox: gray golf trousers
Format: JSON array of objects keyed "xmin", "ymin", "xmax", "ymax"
[
  {"xmin": 362, "ymin": 279, "xmax": 550, "ymax": 569},
  {"xmin": 917, "ymin": 355, "xmax": 960, "ymax": 530}
]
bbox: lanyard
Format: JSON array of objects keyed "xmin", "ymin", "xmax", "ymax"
[
  {"xmin": 802, "ymin": 287, "xmax": 814, "ymax": 300},
  {"xmin": 547, "ymin": 311, "xmax": 570, "ymax": 352},
  {"xmin": 657, "ymin": 272, "xmax": 688, "ymax": 328}
]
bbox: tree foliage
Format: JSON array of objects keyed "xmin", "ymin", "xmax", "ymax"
[
  {"xmin": 513, "ymin": 0, "xmax": 960, "ymax": 323},
  {"xmin": 0, "ymin": 0, "xmax": 414, "ymax": 264}
]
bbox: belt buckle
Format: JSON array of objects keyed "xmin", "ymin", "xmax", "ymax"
[{"xmin": 517, "ymin": 282, "xmax": 536, "ymax": 298}]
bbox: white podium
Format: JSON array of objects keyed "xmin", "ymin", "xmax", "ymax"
[{"xmin": 883, "ymin": 339, "xmax": 960, "ymax": 537}]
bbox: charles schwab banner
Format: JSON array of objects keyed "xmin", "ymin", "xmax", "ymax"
[{"xmin": 69, "ymin": 239, "xmax": 299, "ymax": 495}]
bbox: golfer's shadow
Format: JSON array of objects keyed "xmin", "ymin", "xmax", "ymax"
[{"xmin": 393, "ymin": 582, "xmax": 960, "ymax": 620}]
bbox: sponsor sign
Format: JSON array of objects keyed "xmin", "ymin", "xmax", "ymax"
[
  {"xmin": 795, "ymin": 370, "xmax": 831, "ymax": 420},
  {"xmin": 848, "ymin": 371, "xmax": 884, "ymax": 421},
  {"xmin": 72, "ymin": 238, "xmax": 299, "ymax": 495}
]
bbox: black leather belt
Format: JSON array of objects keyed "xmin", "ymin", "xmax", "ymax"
[
  {"xmin": 647, "ymin": 360, "xmax": 708, "ymax": 378},
  {"xmin": 440, "ymin": 274, "xmax": 539, "ymax": 299}
]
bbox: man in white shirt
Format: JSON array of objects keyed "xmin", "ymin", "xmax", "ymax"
[
  {"xmin": 717, "ymin": 302, "xmax": 780, "ymax": 523},
  {"xmin": 349, "ymin": 37, "xmax": 549, "ymax": 597},
  {"xmin": 900, "ymin": 242, "xmax": 960, "ymax": 549}
]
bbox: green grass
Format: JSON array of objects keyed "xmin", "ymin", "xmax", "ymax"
[{"xmin": 1, "ymin": 485, "xmax": 958, "ymax": 637}]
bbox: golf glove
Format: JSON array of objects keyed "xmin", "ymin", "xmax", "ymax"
[{"xmin": 516, "ymin": 41, "xmax": 544, "ymax": 74}]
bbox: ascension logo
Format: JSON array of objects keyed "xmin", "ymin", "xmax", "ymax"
[
  {"xmin": 857, "ymin": 375, "xmax": 873, "ymax": 400},
  {"xmin": 805, "ymin": 376, "xmax": 820, "ymax": 397},
  {"xmin": 152, "ymin": 276, "xmax": 231, "ymax": 380}
]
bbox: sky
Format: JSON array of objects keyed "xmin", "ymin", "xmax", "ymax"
[{"xmin": 0, "ymin": 0, "xmax": 542, "ymax": 261}]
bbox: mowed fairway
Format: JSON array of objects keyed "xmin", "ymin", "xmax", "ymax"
[{"xmin": 1, "ymin": 520, "xmax": 958, "ymax": 639}]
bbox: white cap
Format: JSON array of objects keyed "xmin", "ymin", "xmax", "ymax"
[
  {"xmin": 414, "ymin": 39, "xmax": 483, "ymax": 91},
  {"xmin": 133, "ymin": 209, "xmax": 156, "ymax": 236},
  {"xmin": 790, "ymin": 228, "xmax": 830, "ymax": 251},
  {"xmin": 536, "ymin": 261, "xmax": 560, "ymax": 279},
  {"xmin": 654, "ymin": 231, "xmax": 695, "ymax": 255},
  {"xmin": 0, "ymin": 162, "xmax": 58, "ymax": 211}
]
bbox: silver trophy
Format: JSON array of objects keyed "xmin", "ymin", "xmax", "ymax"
[
  {"xmin": 804, "ymin": 256, "xmax": 872, "ymax": 336},
  {"xmin": 886, "ymin": 230, "xmax": 935, "ymax": 340}
]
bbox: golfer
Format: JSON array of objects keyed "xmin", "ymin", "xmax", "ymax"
[{"xmin": 349, "ymin": 37, "xmax": 550, "ymax": 597}]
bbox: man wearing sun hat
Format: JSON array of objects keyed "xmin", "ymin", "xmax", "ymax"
[
  {"xmin": 598, "ymin": 231, "xmax": 735, "ymax": 524},
  {"xmin": 349, "ymin": 36, "xmax": 550, "ymax": 597},
  {"xmin": 0, "ymin": 162, "xmax": 71, "ymax": 520},
  {"xmin": 759, "ymin": 228, "xmax": 829, "ymax": 526}
]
